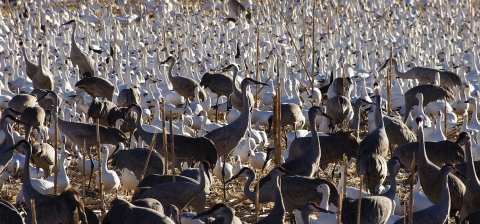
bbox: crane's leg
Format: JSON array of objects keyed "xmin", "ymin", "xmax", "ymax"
[
  {"xmin": 222, "ymin": 156, "xmax": 227, "ymax": 200},
  {"xmin": 331, "ymin": 162, "xmax": 337, "ymax": 179},
  {"xmin": 87, "ymin": 147, "xmax": 94, "ymax": 190},
  {"xmin": 290, "ymin": 213, "xmax": 297, "ymax": 224},
  {"xmin": 215, "ymin": 96, "xmax": 220, "ymax": 122}
]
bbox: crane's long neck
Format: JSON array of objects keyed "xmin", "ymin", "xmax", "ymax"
[
  {"xmin": 197, "ymin": 165, "xmax": 208, "ymax": 194},
  {"xmin": 23, "ymin": 145, "xmax": 41, "ymax": 203},
  {"xmin": 382, "ymin": 167, "xmax": 397, "ymax": 200},
  {"xmin": 268, "ymin": 174, "xmax": 285, "ymax": 222},
  {"xmin": 222, "ymin": 207, "xmax": 235, "ymax": 224},
  {"xmin": 239, "ymin": 81, "xmax": 252, "ymax": 121},
  {"xmin": 3, "ymin": 123, "xmax": 14, "ymax": 149},
  {"xmin": 374, "ymin": 92, "xmax": 384, "ymax": 129},
  {"xmin": 418, "ymin": 125, "xmax": 430, "ymax": 164},
  {"xmin": 308, "ymin": 110, "xmax": 320, "ymax": 148},
  {"xmin": 472, "ymin": 99, "xmax": 480, "ymax": 123},
  {"xmin": 166, "ymin": 61, "xmax": 175, "ymax": 84},
  {"xmin": 437, "ymin": 168, "xmax": 451, "ymax": 214},
  {"xmin": 301, "ymin": 207, "xmax": 313, "ymax": 224},
  {"xmin": 391, "ymin": 60, "xmax": 408, "ymax": 78},
  {"xmin": 243, "ymin": 170, "xmax": 256, "ymax": 201},
  {"xmin": 465, "ymin": 139, "xmax": 480, "ymax": 185},
  {"xmin": 232, "ymin": 67, "xmax": 241, "ymax": 97},
  {"xmin": 350, "ymin": 99, "xmax": 363, "ymax": 139}
]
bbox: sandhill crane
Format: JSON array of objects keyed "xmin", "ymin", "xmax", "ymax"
[
  {"xmin": 131, "ymin": 198, "xmax": 164, "ymax": 213},
  {"xmin": 200, "ymin": 71, "xmax": 233, "ymax": 116},
  {"xmin": 350, "ymin": 98, "xmax": 372, "ymax": 139},
  {"xmin": 341, "ymin": 194, "xmax": 392, "ymax": 224},
  {"xmin": 379, "ymin": 58, "xmax": 461, "ymax": 88},
  {"xmin": 193, "ymin": 204, "xmax": 243, "ymax": 223},
  {"xmin": 133, "ymin": 161, "xmax": 211, "ymax": 211},
  {"xmin": 457, "ymin": 132, "xmax": 480, "ymax": 220},
  {"xmin": 117, "ymin": 87, "xmax": 140, "ymax": 107},
  {"xmin": 285, "ymin": 131, "xmax": 358, "ymax": 171},
  {"xmin": 205, "ymin": 78, "xmax": 267, "ymax": 157},
  {"xmin": 393, "ymin": 163, "xmax": 467, "ymax": 224},
  {"xmin": 331, "ymin": 77, "xmax": 353, "ymax": 97},
  {"xmin": 30, "ymin": 133, "xmax": 55, "ymax": 178},
  {"xmin": 267, "ymin": 103, "xmax": 305, "ymax": 134},
  {"xmin": 326, "ymin": 95, "xmax": 353, "ymax": 130},
  {"xmin": 226, "ymin": 167, "xmax": 339, "ymax": 217},
  {"xmin": 415, "ymin": 117, "xmax": 466, "ymax": 215},
  {"xmin": 219, "ymin": 64, "xmax": 254, "ymax": 111},
  {"xmin": 111, "ymin": 146, "xmax": 165, "ymax": 178},
  {"xmin": 383, "ymin": 115, "xmax": 417, "ymax": 147},
  {"xmin": 62, "ymin": 20, "xmax": 95, "ymax": 78},
  {"xmin": 401, "ymin": 84, "xmax": 455, "ymax": 123},
  {"xmin": 18, "ymin": 106, "xmax": 45, "ymax": 141},
  {"xmin": 357, "ymin": 153, "xmax": 387, "ymax": 195},
  {"xmin": 102, "ymin": 198, "xmax": 175, "ymax": 224},
  {"xmin": 392, "ymin": 134, "xmax": 466, "ymax": 168},
  {"xmin": 31, "ymin": 49, "xmax": 54, "ymax": 91},
  {"xmin": 127, "ymin": 104, "xmax": 217, "ymax": 167},
  {"xmin": 75, "ymin": 77, "xmax": 115, "ymax": 101},
  {"xmin": 136, "ymin": 173, "xmax": 209, "ymax": 213},
  {"xmin": 0, "ymin": 199, "xmax": 23, "ymax": 224},
  {"xmin": 7, "ymin": 95, "xmax": 36, "ymax": 113},
  {"xmin": 0, "ymin": 115, "xmax": 25, "ymax": 174},
  {"xmin": 161, "ymin": 56, "xmax": 206, "ymax": 104},
  {"xmin": 38, "ymin": 91, "xmax": 127, "ymax": 188},
  {"xmin": 255, "ymin": 167, "xmax": 287, "ymax": 224},
  {"xmin": 259, "ymin": 106, "xmax": 332, "ymax": 188},
  {"xmin": 378, "ymin": 157, "xmax": 404, "ymax": 217},
  {"xmin": 21, "ymin": 46, "xmax": 38, "ymax": 80}
]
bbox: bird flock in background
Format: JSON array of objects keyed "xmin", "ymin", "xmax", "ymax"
[{"xmin": 0, "ymin": 0, "xmax": 479, "ymax": 223}]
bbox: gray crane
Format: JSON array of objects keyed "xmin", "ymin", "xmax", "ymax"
[
  {"xmin": 32, "ymin": 49, "xmax": 54, "ymax": 91},
  {"xmin": 299, "ymin": 202, "xmax": 337, "ymax": 224},
  {"xmin": 393, "ymin": 163, "xmax": 468, "ymax": 224},
  {"xmin": 87, "ymin": 99, "xmax": 117, "ymax": 126},
  {"xmin": 255, "ymin": 167, "xmax": 287, "ymax": 224},
  {"xmin": 31, "ymin": 134, "xmax": 55, "ymax": 178},
  {"xmin": 351, "ymin": 94, "xmax": 416, "ymax": 146},
  {"xmin": 331, "ymin": 77, "xmax": 353, "ymax": 97},
  {"xmin": 350, "ymin": 98, "xmax": 373, "ymax": 139},
  {"xmin": 102, "ymin": 198, "xmax": 174, "ymax": 224},
  {"xmin": 0, "ymin": 115, "xmax": 25, "ymax": 174},
  {"xmin": 21, "ymin": 45, "xmax": 38, "ymax": 80},
  {"xmin": 401, "ymin": 84, "xmax": 454, "ymax": 123},
  {"xmin": 226, "ymin": 167, "xmax": 339, "ymax": 218},
  {"xmin": 200, "ymin": 72, "xmax": 234, "ymax": 105},
  {"xmin": 38, "ymin": 91, "xmax": 127, "ymax": 188},
  {"xmin": 117, "ymin": 87, "xmax": 140, "ymax": 107},
  {"xmin": 357, "ymin": 87, "xmax": 389, "ymax": 165},
  {"xmin": 160, "ymin": 56, "xmax": 206, "ymax": 105},
  {"xmin": 8, "ymin": 94, "xmax": 36, "ymax": 113},
  {"xmin": 75, "ymin": 77, "xmax": 115, "ymax": 101},
  {"xmin": 205, "ymin": 78, "xmax": 267, "ymax": 157},
  {"xmin": 128, "ymin": 104, "xmax": 217, "ymax": 167},
  {"xmin": 25, "ymin": 187, "xmax": 87, "ymax": 224},
  {"xmin": 226, "ymin": 0, "xmax": 251, "ymax": 22},
  {"xmin": 284, "ymin": 131, "xmax": 358, "ymax": 171},
  {"xmin": 219, "ymin": 64, "xmax": 254, "ymax": 111},
  {"xmin": 318, "ymin": 71, "xmax": 333, "ymax": 95},
  {"xmin": 415, "ymin": 117, "xmax": 466, "ymax": 215},
  {"xmin": 326, "ymin": 95, "xmax": 353, "ymax": 130},
  {"xmin": 62, "ymin": 20, "xmax": 95, "ymax": 78},
  {"xmin": 193, "ymin": 204, "xmax": 243, "ymax": 224},
  {"xmin": 133, "ymin": 161, "xmax": 211, "ymax": 211},
  {"xmin": 455, "ymin": 161, "xmax": 480, "ymax": 183},
  {"xmin": 341, "ymin": 194, "xmax": 392, "ymax": 223},
  {"xmin": 259, "ymin": 106, "xmax": 332, "ymax": 188},
  {"xmin": 392, "ymin": 135, "xmax": 466, "ymax": 168},
  {"xmin": 131, "ymin": 198, "xmax": 164, "ymax": 213},
  {"xmin": 19, "ymin": 106, "xmax": 45, "ymax": 141},
  {"xmin": 457, "ymin": 132, "xmax": 480, "ymax": 220},
  {"xmin": 135, "ymin": 173, "xmax": 209, "ymax": 213},
  {"xmin": 111, "ymin": 147, "xmax": 165, "ymax": 178},
  {"xmin": 357, "ymin": 153, "xmax": 387, "ymax": 195},
  {"xmin": 267, "ymin": 103, "xmax": 305, "ymax": 134},
  {"xmin": 0, "ymin": 199, "xmax": 23, "ymax": 224},
  {"xmin": 379, "ymin": 58, "xmax": 461, "ymax": 89},
  {"xmin": 31, "ymin": 89, "xmax": 58, "ymax": 113}
]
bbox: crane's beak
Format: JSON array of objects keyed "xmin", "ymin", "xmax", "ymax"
[
  {"xmin": 320, "ymin": 111, "xmax": 333, "ymax": 121},
  {"xmin": 318, "ymin": 207, "xmax": 336, "ymax": 214},
  {"xmin": 62, "ymin": 20, "xmax": 75, "ymax": 26},
  {"xmin": 456, "ymin": 170, "xmax": 468, "ymax": 180},
  {"xmin": 225, "ymin": 173, "xmax": 239, "ymax": 184},
  {"xmin": 192, "ymin": 210, "xmax": 212, "ymax": 219},
  {"xmin": 255, "ymin": 81, "xmax": 268, "ymax": 86}
]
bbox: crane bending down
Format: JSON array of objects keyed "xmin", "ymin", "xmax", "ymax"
[{"xmin": 62, "ymin": 20, "xmax": 95, "ymax": 78}]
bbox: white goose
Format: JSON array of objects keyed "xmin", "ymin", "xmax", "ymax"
[{"xmin": 95, "ymin": 146, "xmax": 120, "ymax": 192}]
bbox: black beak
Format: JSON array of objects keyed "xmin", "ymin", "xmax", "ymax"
[
  {"xmin": 225, "ymin": 173, "xmax": 239, "ymax": 184},
  {"xmin": 62, "ymin": 20, "xmax": 75, "ymax": 25},
  {"xmin": 456, "ymin": 170, "xmax": 468, "ymax": 180},
  {"xmin": 255, "ymin": 81, "xmax": 268, "ymax": 86}
]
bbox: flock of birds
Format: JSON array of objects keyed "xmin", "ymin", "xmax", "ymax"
[{"xmin": 0, "ymin": 0, "xmax": 479, "ymax": 223}]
